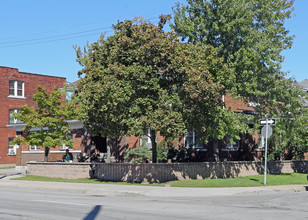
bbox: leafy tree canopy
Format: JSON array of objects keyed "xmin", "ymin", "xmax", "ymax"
[
  {"xmin": 13, "ymin": 86, "xmax": 80, "ymax": 161},
  {"xmin": 173, "ymin": 0, "xmax": 308, "ymax": 159},
  {"xmin": 75, "ymin": 16, "xmax": 250, "ymax": 162},
  {"xmin": 172, "ymin": 0, "xmax": 295, "ymax": 115}
]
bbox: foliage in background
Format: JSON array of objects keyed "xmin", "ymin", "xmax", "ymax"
[
  {"xmin": 268, "ymin": 86, "xmax": 308, "ymax": 160},
  {"xmin": 157, "ymin": 139, "xmax": 199, "ymax": 163},
  {"xmin": 157, "ymin": 139, "xmax": 170, "ymax": 163},
  {"xmin": 13, "ymin": 86, "xmax": 80, "ymax": 161},
  {"xmin": 173, "ymin": 0, "xmax": 294, "ymax": 109},
  {"xmin": 172, "ymin": 0, "xmax": 308, "ymax": 158},
  {"xmin": 124, "ymin": 146, "xmax": 152, "ymax": 163}
]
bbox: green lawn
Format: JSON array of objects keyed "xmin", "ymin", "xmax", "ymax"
[
  {"xmin": 165, "ymin": 173, "xmax": 308, "ymax": 187},
  {"xmin": 13, "ymin": 173, "xmax": 308, "ymax": 187},
  {"xmin": 13, "ymin": 175, "xmax": 141, "ymax": 185}
]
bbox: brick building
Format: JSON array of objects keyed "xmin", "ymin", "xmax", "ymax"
[
  {"xmin": 106, "ymin": 93, "xmax": 261, "ymax": 162},
  {"xmin": 0, "ymin": 66, "xmax": 69, "ymax": 164},
  {"xmin": 5, "ymin": 69, "xmax": 305, "ymax": 165}
]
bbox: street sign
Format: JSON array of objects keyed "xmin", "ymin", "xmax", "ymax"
[
  {"xmin": 259, "ymin": 118, "xmax": 276, "ymax": 126},
  {"xmin": 261, "ymin": 125, "xmax": 272, "ymax": 138}
]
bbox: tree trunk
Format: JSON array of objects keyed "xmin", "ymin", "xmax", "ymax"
[
  {"xmin": 150, "ymin": 129, "xmax": 157, "ymax": 163},
  {"xmin": 213, "ymin": 139, "xmax": 219, "ymax": 162},
  {"xmin": 44, "ymin": 147, "xmax": 50, "ymax": 162}
]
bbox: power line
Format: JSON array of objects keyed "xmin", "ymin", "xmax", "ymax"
[
  {"xmin": 0, "ymin": 30, "xmax": 113, "ymax": 49},
  {"xmin": 0, "ymin": 17, "xmax": 160, "ymax": 48},
  {"xmin": 0, "ymin": 26, "xmax": 113, "ymax": 45}
]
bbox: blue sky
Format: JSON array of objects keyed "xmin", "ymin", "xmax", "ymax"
[{"xmin": 0, "ymin": 0, "xmax": 307, "ymax": 84}]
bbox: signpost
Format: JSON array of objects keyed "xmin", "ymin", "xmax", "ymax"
[{"xmin": 260, "ymin": 116, "xmax": 276, "ymax": 185}]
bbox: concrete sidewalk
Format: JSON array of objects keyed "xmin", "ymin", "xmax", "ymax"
[{"xmin": 0, "ymin": 168, "xmax": 307, "ymax": 197}]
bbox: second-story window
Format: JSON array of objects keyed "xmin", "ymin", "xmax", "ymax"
[
  {"xmin": 9, "ymin": 109, "xmax": 23, "ymax": 124},
  {"xmin": 9, "ymin": 80, "xmax": 24, "ymax": 98}
]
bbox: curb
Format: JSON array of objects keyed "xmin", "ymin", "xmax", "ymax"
[{"xmin": 0, "ymin": 178, "xmax": 306, "ymax": 197}]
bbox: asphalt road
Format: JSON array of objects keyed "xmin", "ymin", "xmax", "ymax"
[
  {"xmin": 0, "ymin": 169, "xmax": 307, "ymax": 219},
  {"xmin": 0, "ymin": 185, "xmax": 307, "ymax": 219}
]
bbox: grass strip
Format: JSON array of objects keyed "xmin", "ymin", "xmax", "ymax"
[
  {"xmin": 13, "ymin": 173, "xmax": 307, "ymax": 187},
  {"xmin": 12, "ymin": 175, "xmax": 150, "ymax": 185},
  {"xmin": 165, "ymin": 173, "xmax": 308, "ymax": 187}
]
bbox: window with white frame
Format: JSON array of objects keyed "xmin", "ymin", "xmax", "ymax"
[
  {"xmin": 184, "ymin": 132, "xmax": 203, "ymax": 148},
  {"xmin": 9, "ymin": 109, "xmax": 22, "ymax": 124},
  {"xmin": 223, "ymin": 136, "xmax": 240, "ymax": 151},
  {"xmin": 257, "ymin": 133, "xmax": 265, "ymax": 148},
  {"xmin": 29, "ymin": 145, "xmax": 41, "ymax": 151},
  {"xmin": 140, "ymin": 128, "xmax": 152, "ymax": 149},
  {"xmin": 8, "ymin": 138, "xmax": 17, "ymax": 155},
  {"xmin": 60, "ymin": 133, "xmax": 73, "ymax": 150},
  {"xmin": 9, "ymin": 80, "xmax": 24, "ymax": 98}
]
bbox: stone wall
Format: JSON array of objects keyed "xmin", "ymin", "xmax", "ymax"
[
  {"xmin": 27, "ymin": 162, "xmax": 91, "ymax": 179},
  {"xmin": 27, "ymin": 160, "xmax": 308, "ymax": 183}
]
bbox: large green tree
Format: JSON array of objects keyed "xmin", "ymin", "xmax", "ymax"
[
  {"xmin": 13, "ymin": 86, "xmax": 80, "ymax": 161},
  {"xmin": 75, "ymin": 16, "xmax": 248, "ymax": 162},
  {"xmin": 172, "ymin": 0, "xmax": 308, "ymax": 158},
  {"xmin": 172, "ymin": 0, "xmax": 294, "ymax": 113}
]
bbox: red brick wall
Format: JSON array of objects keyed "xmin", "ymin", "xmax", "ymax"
[
  {"xmin": 224, "ymin": 93, "xmax": 254, "ymax": 112},
  {"xmin": 0, "ymin": 66, "xmax": 66, "ymax": 164}
]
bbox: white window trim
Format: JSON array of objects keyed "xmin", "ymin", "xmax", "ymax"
[
  {"xmin": 8, "ymin": 138, "xmax": 18, "ymax": 155},
  {"xmin": 222, "ymin": 137, "xmax": 240, "ymax": 151},
  {"xmin": 184, "ymin": 132, "xmax": 204, "ymax": 149},
  {"xmin": 9, "ymin": 109, "xmax": 22, "ymax": 124},
  {"xmin": 8, "ymin": 80, "xmax": 25, "ymax": 98},
  {"xmin": 29, "ymin": 145, "xmax": 41, "ymax": 151},
  {"xmin": 257, "ymin": 133, "xmax": 265, "ymax": 149},
  {"xmin": 140, "ymin": 128, "xmax": 152, "ymax": 149}
]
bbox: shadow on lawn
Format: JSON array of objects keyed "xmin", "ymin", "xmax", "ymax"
[{"xmin": 249, "ymin": 178, "xmax": 261, "ymax": 183}]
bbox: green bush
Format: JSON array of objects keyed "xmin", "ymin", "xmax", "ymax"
[
  {"xmin": 157, "ymin": 139, "xmax": 196, "ymax": 163},
  {"xmin": 157, "ymin": 139, "xmax": 169, "ymax": 163},
  {"xmin": 124, "ymin": 146, "xmax": 151, "ymax": 163}
]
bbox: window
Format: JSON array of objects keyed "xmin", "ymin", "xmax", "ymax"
[
  {"xmin": 184, "ymin": 132, "xmax": 203, "ymax": 149},
  {"xmin": 258, "ymin": 133, "xmax": 265, "ymax": 148},
  {"xmin": 8, "ymin": 80, "xmax": 24, "ymax": 98},
  {"xmin": 223, "ymin": 136, "xmax": 240, "ymax": 151},
  {"xmin": 8, "ymin": 138, "xmax": 17, "ymax": 155},
  {"xmin": 29, "ymin": 145, "xmax": 41, "ymax": 151},
  {"xmin": 9, "ymin": 109, "xmax": 22, "ymax": 124},
  {"xmin": 140, "ymin": 128, "xmax": 152, "ymax": 149}
]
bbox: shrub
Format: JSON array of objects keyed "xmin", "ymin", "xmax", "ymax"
[{"xmin": 124, "ymin": 146, "xmax": 151, "ymax": 163}]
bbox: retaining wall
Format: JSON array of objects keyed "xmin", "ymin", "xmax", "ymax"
[
  {"xmin": 27, "ymin": 162, "xmax": 92, "ymax": 179},
  {"xmin": 27, "ymin": 160, "xmax": 308, "ymax": 183}
]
